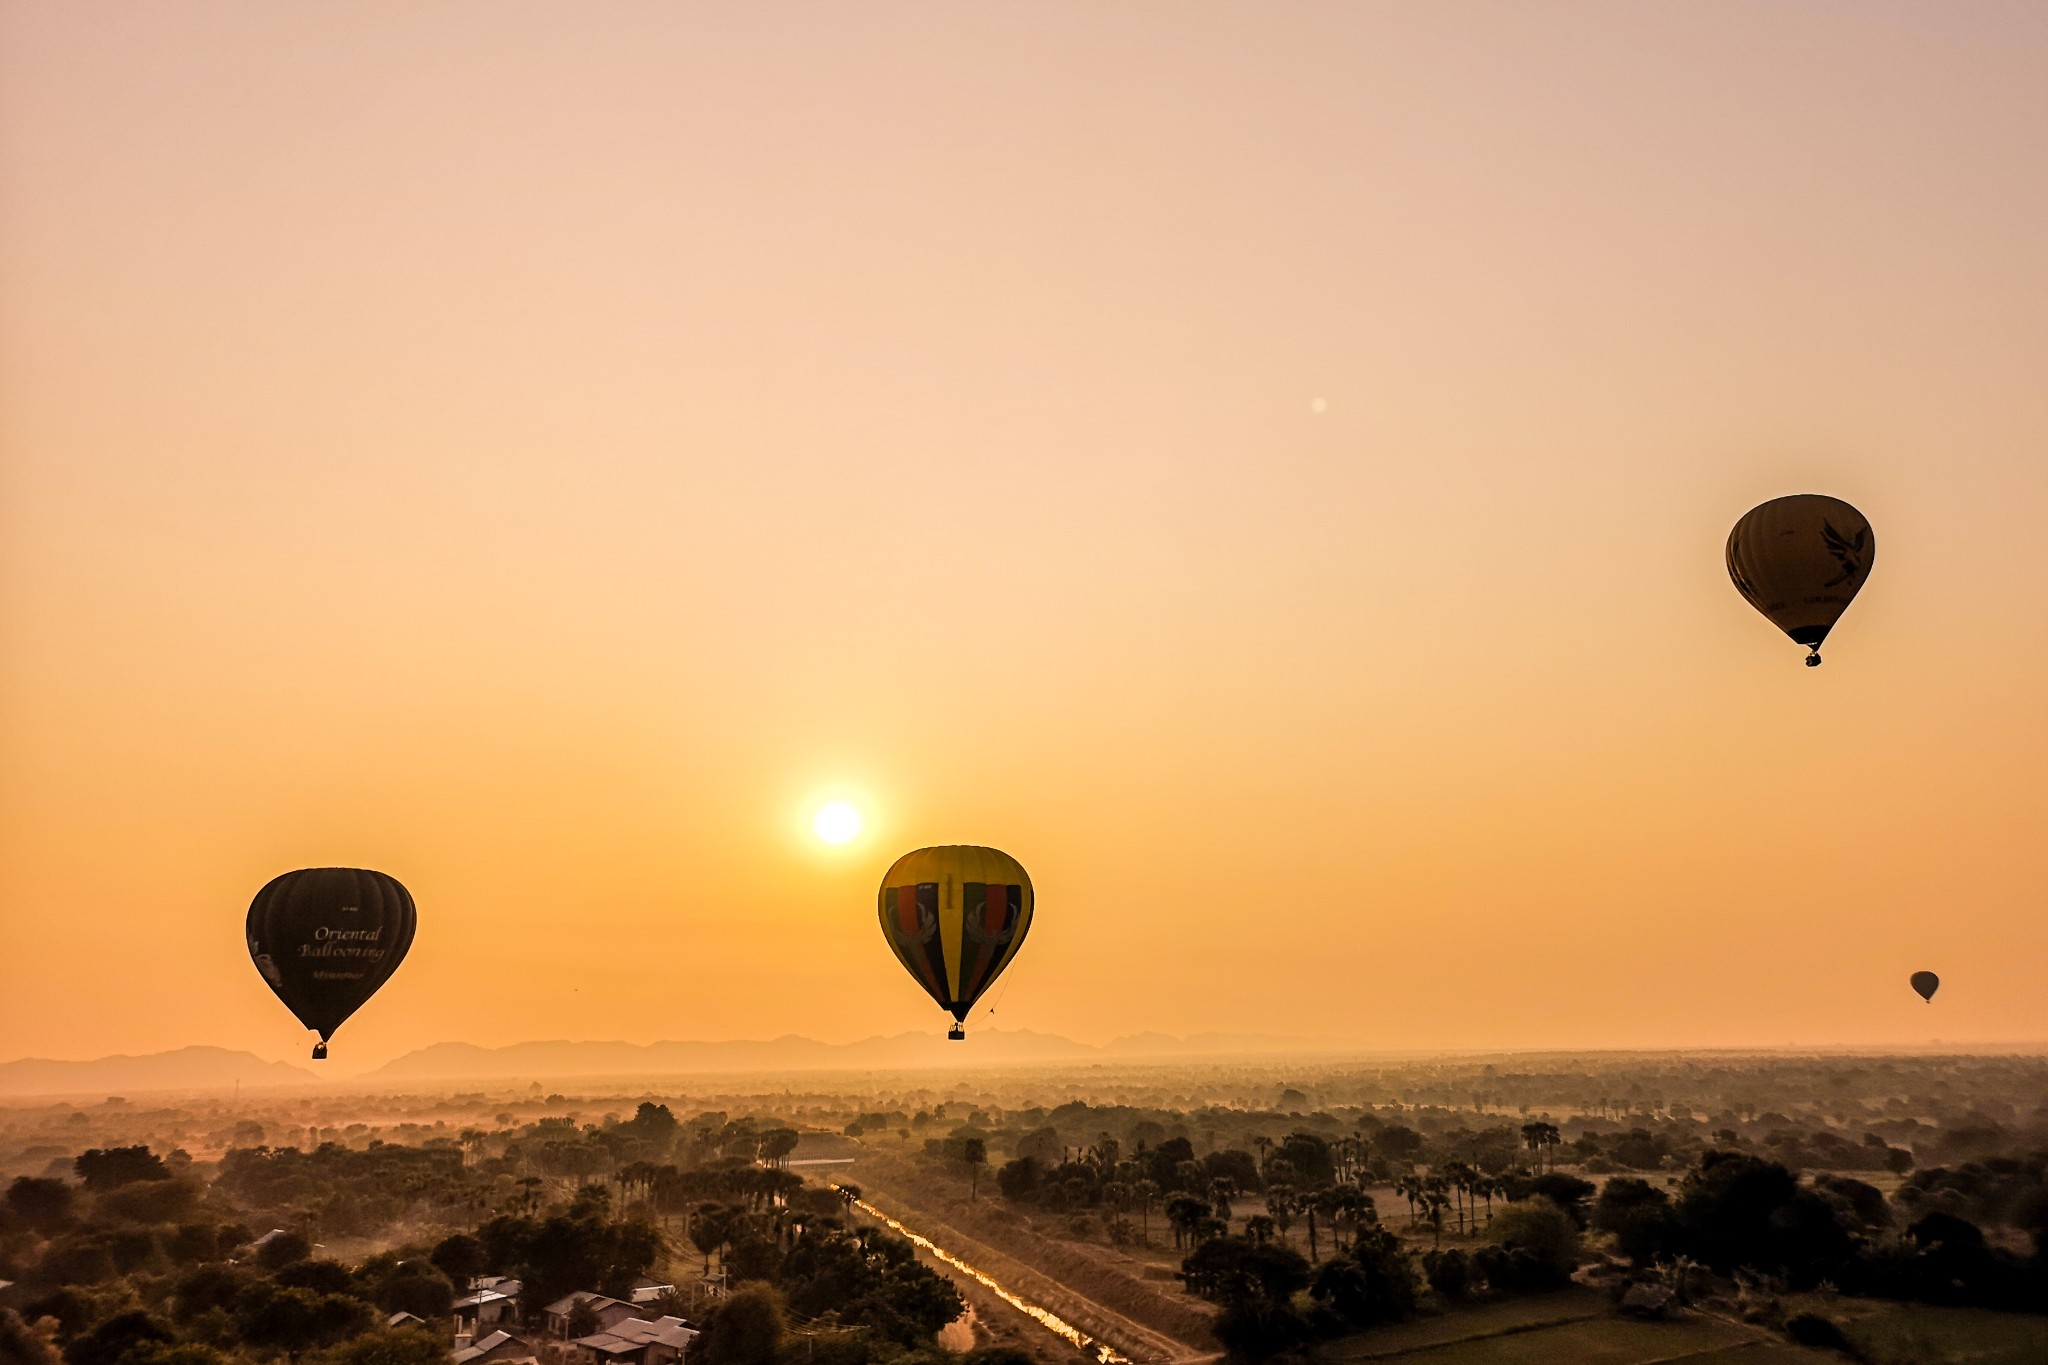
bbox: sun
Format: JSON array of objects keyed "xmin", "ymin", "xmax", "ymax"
[{"xmin": 812, "ymin": 800, "xmax": 863, "ymax": 845}]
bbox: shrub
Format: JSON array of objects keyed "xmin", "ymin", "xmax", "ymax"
[
  {"xmin": 1591, "ymin": 1178, "xmax": 1676, "ymax": 1266},
  {"xmin": 1486, "ymin": 1199, "xmax": 1581, "ymax": 1290},
  {"xmin": 698, "ymin": 1284, "xmax": 784, "ymax": 1365},
  {"xmin": 61, "ymin": 1311, "xmax": 173, "ymax": 1365},
  {"xmin": 994, "ymin": 1158, "xmax": 1040, "ymax": 1201},
  {"xmin": 256, "ymin": 1233, "xmax": 311, "ymax": 1270},
  {"xmin": 1211, "ymin": 1301, "xmax": 1311, "ymax": 1362},
  {"xmin": 1784, "ymin": 1313, "xmax": 1853, "ymax": 1351},
  {"xmin": 1422, "ymin": 1248, "xmax": 1471, "ymax": 1300},
  {"xmin": 7, "ymin": 1179, "xmax": 77, "ymax": 1235},
  {"xmin": 73, "ymin": 1150, "xmax": 169, "ymax": 1193},
  {"xmin": 1309, "ymin": 1229, "xmax": 1417, "ymax": 1327}
]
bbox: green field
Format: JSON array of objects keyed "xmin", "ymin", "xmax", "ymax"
[
  {"xmin": 1324, "ymin": 1294, "xmax": 2048, "ymax": 1364},
  {"xmin": 1323, "ymin": 1293, "xmax": 1838, "ymax": 1363},
  {"xmin": 1822, "ymin": 1300, "xmax": 2048, "ymax": 1365}
]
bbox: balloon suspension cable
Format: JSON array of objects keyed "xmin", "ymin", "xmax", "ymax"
[
  {"xmin": 1805, "ymin": 647, "xmax": 1822, "ymax": 667},
  {"xmin": 981, "ymin": 967, "xmax": 1018, "ymax": 1021},
  {"xmin": 312, "ymin": 1041, "xmax": 327, "ymax": 1061}
]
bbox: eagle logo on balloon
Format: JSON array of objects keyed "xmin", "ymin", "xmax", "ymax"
[{"xmin": 1821, "ymin": 521, "xmax": 1868, "ymax": 587}]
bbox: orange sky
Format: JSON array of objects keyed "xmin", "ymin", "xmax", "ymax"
[{"xmin": 3, "ymin": 3, "xmax": 2046, "ymax": 1070}]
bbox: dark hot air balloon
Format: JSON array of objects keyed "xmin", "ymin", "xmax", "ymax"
[
  {"xmin": 1726, "ymin": 494, "xmax": 1875, "ymax": 665},
  {"xmin": 1910, "ymin": 971, "xmax": 1939, "ymax": 1003},
  {"xmin": 247, "ymin": 868, "xmax": 416, "ymax": 1058},
  {"xmin": 878, "ymin": 845, "xmax": 1033, "ymax": 1039}
]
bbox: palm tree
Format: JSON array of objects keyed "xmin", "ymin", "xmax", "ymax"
[
  {"xmin": 1251, "ymin": 1135, "xmax": 1272, "ymax": 1172},
  {"xmin": 1393, "ymin": 1174, "xmax": 1420, "ymax": 1227},
  {"xmin": 689, "ymin": 1202, "xmax": 730, "ymax": 1273},
  {"xmin": 1441, "ymin": 1162, "xmax": 1476, "ymax": 1235},
  {"xmin": 963, "ymin": 1138, "xmax": 987, "ymax": 1201},
  {"xmin": 1475, "ymin": 1175, "xmax": 1497, "ymax": 1228},
  {"xmin": 1422, "ymin": 1180, "xmax": 1451, "ymax": 1251},
  {"xmin": 1133, "ymin": 1179, "xmax": 1159, "ymax": 1244},
  {"xmin": 1264, "ymin": 1185, "xmax": 1297, "ymax": 1247},
  {"xmin": 1520, "ymin": 1121, "xmax": 1560, "ymax": 1174},
  {"xmin": 1207, "ymin": 1178, "xmax": 1235, "ymax": 1223},
  {"xmin": 1243, "ymin": 1214, "xmax": 1277, "ymax": 1245},
  {"xmin": 1165, "ymin": 1195, "xmax": 1211, "ymax": 1250},
  {"xmin": 1308, "ymin": 1188, "xmax": 1349, "ymax": 1263}
]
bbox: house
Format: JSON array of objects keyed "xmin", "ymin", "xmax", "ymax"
[
  {"xmin": 453, "ymin": 1278, "xmax": 522, "ymax": 1335},
  {"xmin": 387, "ymin": 1312, "xmax": 425, "ymax": 1329},
  {"xmin": 542, "ymin": 1293, "xmax": 638, "ymax": 1339},
  {"xmin": 627, "ymin": 1279, "xmax": 675, "ymax": 1307},
  {"xmin": 451, "ymin": 1331, "xmax": 537, "ymax": 1365},
  {"xmin": 572, "ymin": 1316, "xmax": 696, "ymax": 1365}
]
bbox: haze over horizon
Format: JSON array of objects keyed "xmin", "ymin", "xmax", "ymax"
[{"xmin": 4, "ymin": 3, "xmax": 2046, "ymax": 1064}]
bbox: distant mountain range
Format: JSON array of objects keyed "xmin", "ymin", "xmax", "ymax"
[
  {"xmin": 0, "ymin": 1031, "xmax": 1351, "ymax": 1097},
  {"xmin": 370, "ymin": 1029, "xmax": 1352, "ymax": 1080},
  {"xmin": 0, "ymin": 1046, "xmax": 318, "ymax": 1097}
]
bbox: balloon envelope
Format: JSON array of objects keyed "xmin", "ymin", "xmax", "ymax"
[
  {"xmin": 1910, "ymin": 970, "xmax": 1939, "ymax": 1003},
  {"xmin": 246, "ymin": 868, "xmax": 416, "ymax": 1057},
  {"xmin": 878, "ymin": 845, "xmax": 1033, "ymax": 1038},
  {"xmin": 1726, "ymin": 494, "xmax": 1875, "ymax": 664}
]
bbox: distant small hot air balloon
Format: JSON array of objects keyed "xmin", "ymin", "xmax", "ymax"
[
  {"xmin": 1726, "ymin": 494, "xmax": 1875, "ymax": 665},
  {"xmin": 1910, "ymin": 971, "xmax": 1939, "ymax": 1003},
  {"xmin": 246, "ymin": 868, "xmax": 416, "ymax": 1058},
  {"xmin": 878, "ymin": 845, "xmax": 1033, "ymax": 1040}
]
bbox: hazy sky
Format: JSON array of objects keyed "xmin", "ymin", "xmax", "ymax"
[{"xmin": 3, "ymin": 2, "xmax": 2045, "ymax": 1071}]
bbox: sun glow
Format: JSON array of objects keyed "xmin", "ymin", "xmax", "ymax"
[{"xmin": 812, "ymin": 800, "xmax": 863, "ymax": 845}]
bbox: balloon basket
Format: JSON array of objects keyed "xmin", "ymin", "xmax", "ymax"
[
  {"xmin": 947, "ymin": 1024, "xmax": 965, "ymax": 1041},
  {"xmin": 311, "ymin": 1042, "xmax": 328, "ymax": 1060},
  {"xmin": 1805, "ymin": 652, "xmax": 1822, "ymax": 667}
]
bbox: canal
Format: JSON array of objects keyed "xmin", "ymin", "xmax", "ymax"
[{"xmin": 833, "ymin": 1186, "xmax": 1134, "ymax": 1365}]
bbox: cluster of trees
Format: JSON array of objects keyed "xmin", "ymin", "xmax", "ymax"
[
  {"xmin": 990, "ymin": 1132, "xmax": 1263, "ymax": 1245},
  {"xmin": 2, "ymin": 1126, "xmax": 970, "ymax": 1365},
  {"xmin": 4, "ymin": 1189, "xmax": 452, "ymax": 1365},
  {"xmin": 498, "ymin": 1108, "xmax": 801, "ymax": 1188},
  {"xmin": 1178, "ymin": 1203, "xmax": 1583, "ymax": 1361},
  {"xmin": 4, "ymin": 1151, "xmax": 253, "ymax": 1295},
  {"xmin": 1893, "ymin": 1150, "xmax": 2048, "ymax": 1228},
  {"xmin": 212, "ymin": 1144, "xmax": 479, "ymax": 1240},
  {"xmin": 700, "ymin": 1212, "xmax": 961, "ymax": 1351},
  {"xmin": 1589, "ymin": 1151, "xmax": 2048, "ymax": 1313}
]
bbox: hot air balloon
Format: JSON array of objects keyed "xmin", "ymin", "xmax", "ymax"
[
  {"xmin": 878, "ymin": 845, "xmax": 1033, "ymax": 1040},
  {"xmin": 1726, "ymin": 494, "xmax": 1875, "ymax": 665},
  {"xmin": 1910, "ymin": 971, "xmax": 1939, "ymax": 1003},
  {"xmin": 246, "ymin": 868, "xmax": 416, "ymax": 1059}
]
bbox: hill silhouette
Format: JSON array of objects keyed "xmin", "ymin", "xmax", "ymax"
[{"xmin": 0, "ymin": 1046, "xmax": 318, "ymax": 1097}]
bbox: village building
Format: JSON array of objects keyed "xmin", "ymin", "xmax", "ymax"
[
  {"xmin": 453, "ymin": 1277, "xmax": 522, "ymax": 1335},
  {"xmin": 627, "ymin": 1278, "xmax": 676, "ymax": 1307},
  {"xmin": 571, "ymin": 1316, "xmax": 696, "ymax": 1365},
  {"xmin": 542, "ymin": 1292, "xmax": 639, "ymax": 1339},
  {"xmin": 451, "ymin": 1330, "xmax": 537, "ymax": 1365}
]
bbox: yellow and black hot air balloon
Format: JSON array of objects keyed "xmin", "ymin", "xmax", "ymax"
[
  {"xmin": 878, "ymin": 845, "xmax": 1033, "ymax": 1040},
  {"xmin": 1726, "ymin": 494, "xmax": 1875, "ymax": 666}
]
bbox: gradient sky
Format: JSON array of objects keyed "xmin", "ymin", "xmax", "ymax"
[{"xmin": 3, "ymin": 2, "xmax": 2046, "ymax": 1071}]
